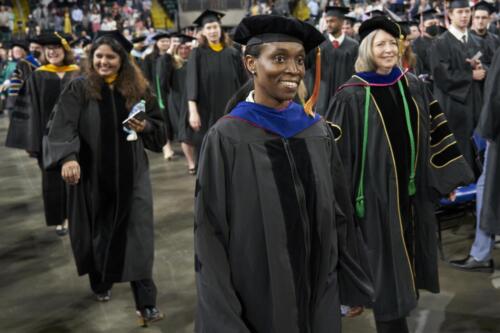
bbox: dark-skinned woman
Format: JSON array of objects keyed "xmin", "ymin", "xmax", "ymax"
[
  {"xmin": 7, "ymin": 32, "xmax": 78, "ymax": 236},
  {"xmin": 325, "ymin": 16, "xmax": 474, "ymax": 333},
  {"xmin": 43, "ymin": 31, "xmax": 165, "ymax": 326},
  {"xmin": 186, "ymin": 9, "xmax": 248, "ymax": 166},
  {"xmin": 194, "ymin": 15, "xmax": 373, "ymax": 332}
]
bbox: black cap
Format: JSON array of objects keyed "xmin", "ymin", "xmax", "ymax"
[
  {"xmin": 152, "ymin": 30, "xmax": 171, "ymax": 41},
  {"xmin": 132, "ymin": 35, "xmax": 147, "ymax": 44},
  {"xmin": 173, "ymin": 33, "xmax": 196, "ymax": 44},
  {"xmin": 344, "ymin": 12, "xmax": 359, "ymax": 24},
  {"xmin": 10, "ymin": 39, "xmax": 29, "ymax": 52},
  {"xmin": 95, "ymin": 30, "xmax": 133, "ymax": 53},
  {"xmin": 324, "ymin": 6, "xmax": 350, "ymax": 18},
  {"xmin": 413, "ymin": 8, "xmax": 438, "ymax": 21},
  {"xmin": 473, "ymin": 1, "xmax": 496, "ymax": 14},
  {"xmin": 358, "ymin": 16, "xmax": 401, "ymax": 42},
  {"xmin": 37, "ymin": 32, "xmax": 73, "ymax": 46},
  {"xmin": 71, "ymin": 36, "xmax": 92, "ymax": 48},
  {"xmin": 366, "ymin": 9, "xmax": 386, "ymax": 17},
  {"xmin": 398, "ymin": 20, "xmax": 419, "ymax": 37},
  {"xmin": 193, "ymin": 9, "xmax": 225, "ymax": 27},
  {"xmin": 232, "ymin": 15, "xmax": 325, "ymax": 53},
  {"xmin": 447, "ymin": 0, "xmax": 470, "ymax": 9}
]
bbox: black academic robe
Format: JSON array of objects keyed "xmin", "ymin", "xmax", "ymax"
[
  {"xmin": 186, "ymin": 45, "xmax": 248, "ymax": 148},
  {"xmin": 430, "ymin": 31, "xmax": 486, "ymax": 170},
  {"xmin": 325, "ymin": 73, "xmax": 474, "ymax": 321},
  {"xmin": 412, "ymin": 36, "xmax": 434, "ymax": 77},
  {"xmin": 195, "ymin": 116, "xmax": 373, "ymax": 332},
  {"xmin": 477, "ymin": 48, "xmax": 500, "ymax": 235},
  {"xmin": 166, "ymin": 61, "xmax": 193, "ymax": 143},
  {"xmin": 471, "ymin": 30, "xmax": 500, "ymax": 60},
  {"xmin": 143, "ymin": 52, "xmax": 173, "ymax": 140},
  {"xmin": 43, "ymin": 78, "xmax": 166, "ymax": 282},
  {"xmin": 305, "ymin": 35, "xmax": 359, "ymax": 116},
  {"xmin": 6, "ymin": 68, "xmax": 79, "ymax": 226}
]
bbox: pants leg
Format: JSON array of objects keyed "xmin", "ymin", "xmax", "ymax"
[
  {"xmin": 375, "ymin": 317, "xmax": 409, "ymax": 333},
  {"xmin": 130, "ymin": 279, "xmax": 157, "ymax": 310},
  {"xmin": 88, "ymin": 271, "xmax": 113, "ymax": 294},
  {"xmin": 470, "ymin": 143, "xmax": 495, "ymax": 261}
]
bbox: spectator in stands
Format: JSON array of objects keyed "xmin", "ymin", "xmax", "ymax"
[
  {"xmin": 71, "ymin": 4, "xmax": 84, "ymax": 34},
  {"xmin": 90, "ymin": 6, "xmax": 101, "ymax": 34},
  {"xmin": 0, "ymin": 6, "xmax": 11, "ymax": 43},
  {"xmin": 101, "ymin": 14, "xmax": 117, "ymax": 31}
]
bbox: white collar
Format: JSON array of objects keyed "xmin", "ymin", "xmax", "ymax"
[
  {"xmin": 246, "ymin": 90, "xmax": 255, "ymax": 103},
  {"xmin": 448, "ymin": 25, "xmax": 469, "ymax": 43},
  {"xmin": 328, "ymin": 33, "xmax": 345, "ymax": 45}
]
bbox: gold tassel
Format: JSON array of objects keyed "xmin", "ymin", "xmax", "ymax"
[
  {"xmin": 304, "ymin": 47, "xmax": 321, "ymax": 117},
  {"xmin": 54, "ymin": 32, "xmax": 72, "ymax": 52}
]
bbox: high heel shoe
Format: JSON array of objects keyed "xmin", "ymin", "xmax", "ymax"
[{"xmin": 136, "ymin": 307, "xmax": 164, "ymax": 327}]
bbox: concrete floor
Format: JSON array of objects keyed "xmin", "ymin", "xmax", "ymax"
[{"xmin": 0, "ymin": 115, "xmax": 499, "ymax": 333}]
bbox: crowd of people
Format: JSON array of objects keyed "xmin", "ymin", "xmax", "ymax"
[{"xmin": 1, "ymin": 0, "xmax": 499, "ymax": 331}]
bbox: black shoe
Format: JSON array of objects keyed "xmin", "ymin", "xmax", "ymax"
[
  {"xmin": 136, "ymin": 307, "xmax": 164, "ymax": 327},
  {"xmin": 95, "ymin": 290, "xmax": 111, "ymax": 302},
  {"xmin": 449, "ymin": 255, "xmax": 494, "ymax": 273}
]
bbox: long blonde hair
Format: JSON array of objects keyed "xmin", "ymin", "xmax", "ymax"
[{"xmin": 354, "ymin": 29, "xmax": 401, "ymax": 72}]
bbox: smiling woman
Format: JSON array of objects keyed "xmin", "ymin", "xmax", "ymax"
[
  {"xmin": 194, "ymin": 14, "xmax": 374, "ymax": 333},
  {"xmin": 325, "ymin": 16, "xmax": 474, "ymax": 333},
  {"xmin": 43, "ymin": 30, "xmax": 167, "ymax": 327}
]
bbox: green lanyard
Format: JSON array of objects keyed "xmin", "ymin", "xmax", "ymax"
[
  {"xmin": 355, "ymin": 81, "xmax": 416, "ymax": 219},
  {"xmin": 155, "ymin": 74, "xmax": 165, "ymax": 109}
]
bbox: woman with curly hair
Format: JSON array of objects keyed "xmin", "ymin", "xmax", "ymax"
[{"xmin": 43, "ymin": 31, "xmax": 165, "ymax": 327}]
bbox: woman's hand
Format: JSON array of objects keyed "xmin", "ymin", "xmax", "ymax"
[
  {"xmin": 127, "ymin": 118, "xmax": 147, "ymax": 133},
  {"xmin": 62, "ymin": 160, "xmax": 81, "ymax": 185},
  {"xmin": 189, "ymin": 110, "xmax": 202, "ymax": 132},
  {"xmin": 345, "ymin": 306, "xmax": 364, "ymax": 318}
]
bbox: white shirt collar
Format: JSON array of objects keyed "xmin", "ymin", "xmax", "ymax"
[
  {"xmin": 448, "ymin": 25, "xmax": 469, "ymax": 43},
  {"xmin": 328, "ymin": 33, "xmax": 345, "ymax": 46},
  {"xmin": 246, "ymin": 90, "xmax": 255, "ymax": 103}
]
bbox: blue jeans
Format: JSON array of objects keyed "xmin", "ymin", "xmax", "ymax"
[{"xmin": 470, "ymin": 143, "xmax": 495, "ymax": 261}]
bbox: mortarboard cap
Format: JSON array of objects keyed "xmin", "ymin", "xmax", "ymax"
[
  {"xmin": 152, "ymin": 30, "xmax": 172, "ymax": 41},
  {"xmin": 413, "ymin": 8, "xmax": 438, "ymax": 21},
  {"xmin": 447, "ymin": 0, "xmax": 470, "ymax": 10},
  {"xmin": 398, "ymin": 20, "xmax": 419, "ymax": 37},
  {"xmin": 324, "ymin": 6, "xmax": 350, "ymax": 18},
  {"xmin": 10, "ymin": 39, "xmax": 29, "ymax": 52},
  {"xmin": 193, "ymin": 9, "xmax": 225, "ymax": 27},
  {"xmin": 95, "ymin": 30, "xmax": 133, "ymax": 53},
  {"xmin": 366, "ymin": 9, "xmax": 386, "ymax": 17},
  {"xmin": 344, "ymin": 12, "xmax": 359, "ymax": 24},
  {"xmin": 132, "ymin": 35, "xmax": 147, "ymax": 44},
  {"xmin": 37, "ymin": 32, "xmax": 73, "ymax": 51},
  {"xmin": 172, "ymin": 33, "xmax": 196, "ymax": 44},
  {"xmin": 473, "ymin": 1, "xmax": 496, "ymax": 14},
  {"xmin": 232, "ymin": 15, "xmax": 325, "ymax": 53},
  {"xmin": 358, "ymin": 16, "xmax": 401, "ymax": 41}
]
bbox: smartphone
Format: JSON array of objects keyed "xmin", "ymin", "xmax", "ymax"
[{"xmin": 122, "ymin": 110, "xmax": 146, "ymax": 128}]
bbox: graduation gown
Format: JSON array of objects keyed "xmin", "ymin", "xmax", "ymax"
[
  {"xmin": 305, "ymin": 35, "xmax": 359, "ymax": 116},
  {"xmin": 195, "ymin": 101, "xmax": 373, "ymax": 332},
  {"xmin": 43, "ymin": 78, "xmax": 166, "ymax": 282},
  {"xmin": 412, "ymin": 36, "xmax": 434, "ymax": 77},
  {"xmin": 470, "ymin": 30, "xmax": 500, "ymax": 62},
  {"xmin": 143, "ymin": 52, "xmax": 173, "ymax": 140},
  {"xmin": 6, "ymin": 67, "xmax": 79, "ymax": 226},
  {"xmin": 430, "ymin": 31, "xmax": 486, "ymax": 169},
  {"xmin": 186, "ymin": 45, "xmax": 248, "ymax": 147},
  {"xmin": 166, "ymin": 61, "xmax": 193, "ymax": 143},
  {"xmin": 326, "ymin": 69, "xmax": 474, "ymax": 321},
  {"xmin": 476, "ymin": 48, "xmax": 500, "ymax": 234}
]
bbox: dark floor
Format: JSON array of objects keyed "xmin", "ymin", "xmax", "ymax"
[{"xmin": 0, "ymin": 115, "xmax": 499, "ymax": 333}]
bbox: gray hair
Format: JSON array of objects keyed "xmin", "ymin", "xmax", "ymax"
[{"xmin": 354, "ymin": 29, "xmax": 399, "ymax": 72}]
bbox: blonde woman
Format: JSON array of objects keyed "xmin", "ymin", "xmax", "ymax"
[{"xmin": 326, "ymin": 16, "xmax": 473, "ymax": 333}]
